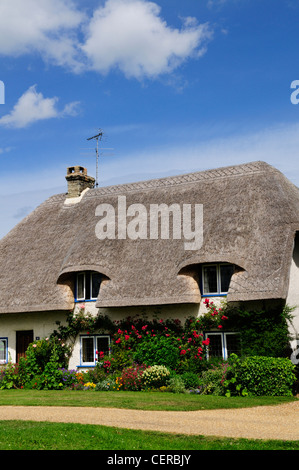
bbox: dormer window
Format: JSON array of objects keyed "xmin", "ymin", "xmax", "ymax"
[
  {"xmin": 76, "ymin": 271, "xmax": 102, "ymax": 301},
  {"xmin": 201, "ymin": 263, "xmax": 234, "ymax": 296}
]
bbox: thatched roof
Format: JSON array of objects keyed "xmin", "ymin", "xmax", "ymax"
[{"xmin": 1, "ymin": 160, "xmax": 299, "ymax": 314}]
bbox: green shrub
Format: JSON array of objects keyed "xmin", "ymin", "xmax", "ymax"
[
  {"xmin": 167, "ymin": 375, "xmax": 186, "ymax": 394},
  {"xmin": 141, "ymin": 365, "xmax": 171, "ymax": 389},
  {"xmin": 180, "ymin": 372, "xmax": 200, "ymax": 389},
  {"xmin": 199, "ymin": 363, "xmax": 228, "ymax": 395},
  {"xmin": 18, "ymin": 337, "xmax": 70, "ymax": 390},
  {"xmin": 225, "ymin": 305, "xmax": 294, "ymax": 357},
  {"xmin": 109, "ymin": 349, "xmax": 133, "ymax": 371},
  {"xmin": 133, "ymin": 336, "xmax": 179, "ymax": 370},
  {"xmin": 0, "ymin": 362, "xmax": 23, "ymax": 389},
  {"xmin": 224, "ymin": 355, "xmax": 296, "ymax": 397}
]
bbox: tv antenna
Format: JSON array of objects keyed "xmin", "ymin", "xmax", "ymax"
[
  {"xmin": 84, "ymin": 129, "xmax": 114, "ymax": 187},
  {"xmin": 87, "ymin": 129, "xmax": 104, "ymax": 187}
]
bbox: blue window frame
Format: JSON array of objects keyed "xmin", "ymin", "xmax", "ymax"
[
  {"xmin": 80, "ymin": 334, "xmax": 110, "ymax": 366},
  {"xmin": 201, "ymin": 263, "xmax": 234, "ymax": 296},
  {"xmin": 75, "ymin": 271, "xmax": 102, "ymax": 302},
  {"xmin": 0, "ymin": 337, "xmax": 8, "ymax": 364},
  {"xmin": 204, "ymin": 332, "xmax": 241, "ymax": 360}
]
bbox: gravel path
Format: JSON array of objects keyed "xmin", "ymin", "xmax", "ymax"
[{"xmin": 0, "ymin": 401, "xmax": 298, "ymax": 441}]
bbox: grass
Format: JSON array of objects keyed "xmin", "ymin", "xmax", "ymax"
[
  {"xmin": 0, "ymin": 390, "xmax": 297, "ymax": 450},
  {"xmin": 0, "ymin": 420, "xmax": 298, "ymax": 451},
  {"xmin": 0, "ymin": 389, "xmax": 296, "ymax": 410}
]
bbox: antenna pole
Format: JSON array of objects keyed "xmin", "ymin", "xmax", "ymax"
[
  {"xmin": 96, "ymin": 134, "xmax": 99, "ymax": 187},
  {"xmin": 87, "ymin": 129, "xmax": 104, "ymax": 187}
]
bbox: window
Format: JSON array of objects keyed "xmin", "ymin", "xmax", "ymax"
[
  {"xmin": 202, "ymin": 263, "xmax": 234, "ymax": 295},
  {"xmin": 0, "ymin": 338, "xmax": 8, "ymax": 364},
  {"xmin": 76, "ymin": 271, "xmax": 102, "ymax": 301},
  {"xmin": 205, "ymin": 332, "xmax": 241, "ymax": 360},
  {"xmin": 80, "ymin": 335, "xmax": 110, "ymax": 366}
]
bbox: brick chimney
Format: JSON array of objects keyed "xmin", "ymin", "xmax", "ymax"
[{"xmin": 65, "ymin": 166, "xmax": 95, "ymax": 198}]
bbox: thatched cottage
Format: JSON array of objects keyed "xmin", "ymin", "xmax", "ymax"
[{"xmin": 0, "ymin": 160, "xmax": 298, "ymax": 369}]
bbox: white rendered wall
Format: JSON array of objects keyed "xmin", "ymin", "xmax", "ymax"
[
  {"xmin": 0, "ymin": 311, "xmax": 67, "ymax": 363},
  {"xmin": 286, "ymin": 235, "xmax": 299, "ymax": 355}
]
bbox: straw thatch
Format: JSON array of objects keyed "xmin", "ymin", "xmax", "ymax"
[{"xmin": 0, "ymin": 160, "xmax": 298, "ymax": 314}]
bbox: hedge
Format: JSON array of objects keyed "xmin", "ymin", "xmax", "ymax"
[{"xmin": 224, "ymin": 355, "xmax": 296, "ymax": 397}]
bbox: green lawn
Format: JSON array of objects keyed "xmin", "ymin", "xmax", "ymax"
[
  {"xmin": 0, "ymin": 420, "xmax": 298, "ymax": 451},
  {"xmin": 0, "ymin": 390, "xmax": 297, "ymax": 451},
  {"xmin": 0, "ymin": 389, "xmax": 296, "ymax": 410}
]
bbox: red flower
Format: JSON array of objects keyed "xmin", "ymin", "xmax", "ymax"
[
  {"xmin": 218, "ymin": 325, "xmax": 223, "ymax": 329},
  {"xmin": 202, "ymin": 338, "xmax": 210, "ymax": 346},
  {"xmin": 180, "ymin": 349, "xmax": 187, "ymax": 355},
  {"xmin": 124, "ymin": 335, "xmax": 130, "ymax": 340}
]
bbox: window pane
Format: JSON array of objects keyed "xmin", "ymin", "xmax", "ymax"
[
  {"xmin": 0, "ymin": 339, "xmax": 6, "ymax": 363},
  {"xmin": 77, "ymin": 273, "xmax": 85, "ymax": 300},
  {"xmin": 96, "ymin": 336, "xmax": 110, "ymax": 356},
  {"xmin": 82, "ymin": 337, "xmax": 94, "ymax": 363},
  {"xmin": 220, "ymin": 265, "xmax": 234, "ymax": 293},
  {"xmin": 203, "ymin": 265, "xmax": 218, "ymax": 293},
  {"xmin": 207, "ymin": 334, "xmax": 223, "ymax": 357},
  {"xmin": 91, "ymin": 272, "xmax": 102, "ymax": 299},
  {"xmin": 226, "ymin": 334, "xmax": 241, "ymax": 357}
]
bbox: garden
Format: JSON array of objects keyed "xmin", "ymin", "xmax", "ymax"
[{"xmin": 0, "ymin": 299, "xmax": 298, "ymax": 397}]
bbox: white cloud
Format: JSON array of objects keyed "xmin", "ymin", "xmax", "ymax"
[
  {"xmin": 81, "ymin": 0, "xmax": 212, "ymax": 79},
  {"xmin": 0, "ymin": 85, "xmax": 80, "ymax": 128},
  {"xmin": 0, "ymin": 0, "xmax": 213, "ymax": 79},
  {"xmin": 0, "ymin": 0, "xmax": 85, "ymax": 70}
]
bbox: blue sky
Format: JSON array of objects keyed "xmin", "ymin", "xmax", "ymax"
[{"xmin": 1, "ymin": 0, "xmax": 299, "ymax": 238}]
